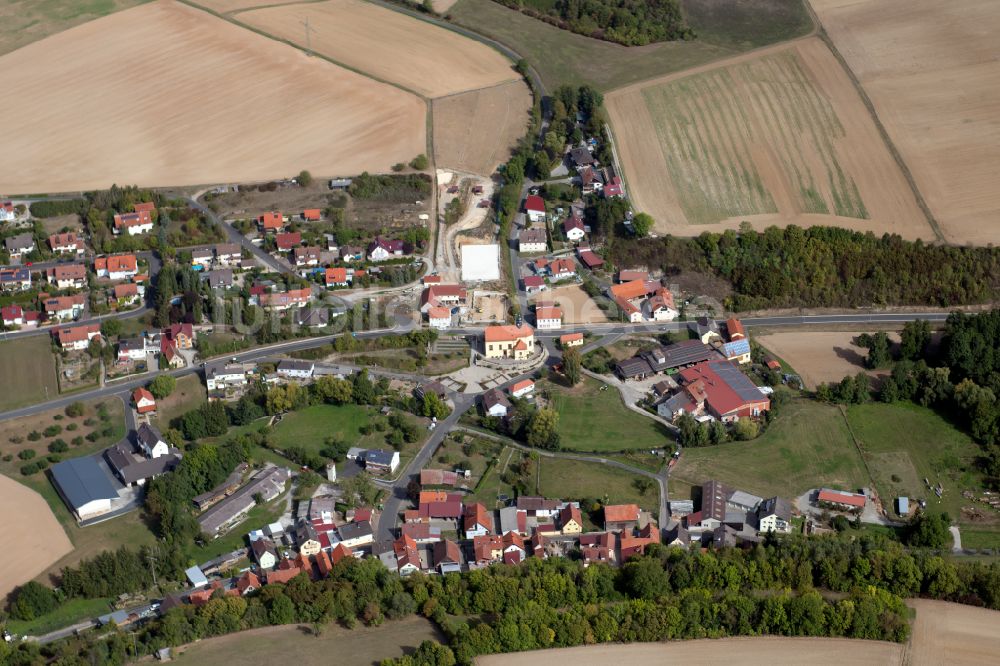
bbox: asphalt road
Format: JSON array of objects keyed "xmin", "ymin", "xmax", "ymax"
[{"xmin": 186, "ymin": 197, "xmax": 291, "ymax": 275}]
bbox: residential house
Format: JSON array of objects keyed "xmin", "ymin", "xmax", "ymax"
[
  {"xmin": 482, "ymin": 388, "xmax": 511, "ymax": 418},
  {"xmin": 562, "ymin": 216, "xmax": 586, "ymax": 242},
  {"xmin": 522, "ymin": 275, "xmax": 545, "ymax": 294},
  {"xmin": 112, "ymin": 283, "xmax": 139, "ymax": 306},
  {"xmin": 523, "ymin": 195, "xmax": 546, "ymax": 224},
  {"xmin": 516, "ymin": 497, "xmax": 559, "ymax": 520},
  {"xmin": 202, "ymin": 269, "xmax": 233, "ymax": 290},
  {"xmin": 164, "ymin": 323, "xmax": 195, "ymax": 349},
  {"xmin": 579, "ymin": 165, "xmax": 602, "ymax": 194},
  {"xmin": 509, "ymin": 379, "xmax": 534, "ymax": 399},
  {"xmin": 251, "ymin": 538, "xmax": 278, "ymax": 569},
  {"xmin": 258, "ymin": 211, "xmax": 284, "ymax": 232},
  {"xmin": 420, "ymin": 284, "xmax": 467, "ymax": 313},
  {"xmin": 294, "ymin": 307, "xmax": 330, "ymax": 328},
  {"xmin": 695, "ymin": 317, "xmax": 721, "ymax": 343},
  {"xmin": 277, "ymin": 359, "xmax": 314, "ymax": 380},
  {"xmin": 336, "ymin": 520, "xmax": 374, "ymax": 549},
  {"xmin": 603, "ymin": 175, "xmax": 624, "ymax": 198},
  {"xmin": 620, "ymin": 534, "xmax": 658, "ymax": 561},
  {"xmin": 665, "ymin": 525, "xmax": 691, "ymax": 548},
  {"xmin": 518, "ymin": 228, "xmax": 547, "ymax": 253},
  {"xmin": 433, "ymin": 539, "xmax": 462, "ymax": 574},
  {"xmin": 580, "ymin": 532, "xmax": 616, "ymax": 567},
  {"xmin": 535, "ymin": 306, "xmax": 562, "ymax": 330},
  {"xmin": 501, "ymin": 531, "xmax": 526, "ymax": 564},
  {"xmin": 113, "ymin": 209, "xmax": 153, "ymax": 235},
  {"xmin": 603, "ymin": 504, "xmax": 640, "ymax": 532},
  {"xmin": 0, "ymin": 267, "xmax": 31, "ymax": 291},
  {"xmin": 205, "ymin": 361, "xmax": 251, "ymax": 393},
  {"xmin": 368, "ymin": 237, "xmax": 405, "ymax": 261},
  {"xmin": 132, "ymin": 387, "xmax": 156, "ymax": 414},
  {"xmin": 137, "ymin": 423, "xmax": 170, "ymax": 458},
  {"xmin": 1, "ymin": 305, "xmax": 24, "ymax": 326},
  {"xmin": 757, "ymin": 496, "xmax": 793, "ymax": 534},
  {"xmin": 237, "ymin": 571, "xmax": 261, "ymax": 595},
  {"xmin": 675, "ymin": 361, "xmax": 770, "ymax": 422},
  {"xmin": 293, "ymin": 246, "xmax": 321, "ymax": 267},
  {"xmin": 198, "ymin": 465, "xmax": 291, "ymax": 536},
  {"xmin": 723, "ymin": 338, "xmax": 752, "ymax": 365},
  {"xmin": 94, "ymin": 254, "xmax": 138, "ymax": 280},
  {"xmin": 549, "ymin": 258, "xmax": 576, "ymax": 281},
  {"xmin": 483, "ymin": 324, "xmax": 535, "ymax": 359},
  {"xmin": 473, "ymin": 534, "xmax": 504, "ymax": 565},
  {"xmin": 296, "ymin": 523, "xmax": 322, "ymax": 557},
  {"xmin": 117, "ymin": 337, "xmax": 148, "ymax": 362},
  {"xmin": 260, "ymin": 288, "xmax": 311, "ymax": 311},
  {"xmin": 190, "ymin": 246, "xmax": 214, "ymax": 268},
  {"xmin": 559, "ymin": 332, "xmax": 583, "ymax": 348},
  {"xmin": 559, "ymin": 504, "xmax": 583, "ymax": 534},
  {"xmin": 726, "ymin": 318, "xmax": 746, "ymax": 341},
  {"xmin": 427, "ymin": 306, "xmax": 451, "ymax": 329},
  {"xmin": 325, "ymin": 267, "xmax": 349, "ymax": 287},
  {"xmin": 365, "ymin": 449, "xmax": 400, "ymax": 475},
  {"xmin": 464, "ymin": 502, "xmax": 493, "ymax": 539},
  {"xmin": 4, "ymin": 233, "xmax": 35, "ymax": 259},
  {"xmin": 48, "ymin": 232, "xmax": 84, "ymax": 255},
  {"xmin": 105, "ymin": 439, "xmax": 181, "ymax": 487},
  {"xmin": 302, "ymin": 208, "xmax": 321, "ymax": 221},
  {"xmin": 53, "ymin": 323, "xmax": 100, "ymax": 350},
  {"xmin": 215, "ymin": 244, "xmax": 242, "ymax": 265},
  {"xmin": 43, "ymin": 294, "xmax": 86, "ymax": 321},
  {"xmin": 47, "ymin": 264, "xmax": 87, "ymax": 289},
  {"xmin": 570, "ymin": 146, "xmax": 596, "ymax": 170},
  {"xmin": 275, "ymin": 232, "xmax": 302, "ymax": 251},
  {"xmin": 644, "ymin": 288, "xmax": 678, "ymax": 322},
  {"xmin": 394, "ymin": 535, "xmax": 422, "ymax": 575}
]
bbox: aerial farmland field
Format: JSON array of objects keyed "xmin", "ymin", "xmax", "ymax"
[
  {"xmin": 606, "ymin": 38, "xmax": 931, "ymax": 238},
  {"xmin": 0, "ymin": 0, "xmax": 426, "ymax": 194},
  {"xmin": 236, "ymin": 0, "xmax": 520, "ymax": 98},
  {"xmin": 811, "ymin": 0, "xmax": 1000, "ymax": 245},
  {"xmin": 432, "ymin": 80, "xmax": 532, "ymax": 175}
]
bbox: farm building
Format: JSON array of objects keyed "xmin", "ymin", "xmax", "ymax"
[
  {"xmin": 817, "ymin": 488, "xmax": 867, "ymax": 511},
  {"xmin": 50, "ymin": 455, "xmax": 121, "ymax": 521}
]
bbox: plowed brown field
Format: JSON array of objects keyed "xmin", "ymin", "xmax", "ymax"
[
  {"xmin": 811, "ymin": 0, "xmax": 1000, "ymax": 244},
  {"xmin": 607, "ymin": 38, "xmax": 931, "ymax": 239},
  {"xmin": 238, "ymin": 0, "xmax": 518, "ymax": 98},
  {"xmin": 433, "ymin": 81, "xmax": 532, "ymax": 175},
  {"xmin": 0, "ymin": 0, "xmax": 426, "ymax": 194}
]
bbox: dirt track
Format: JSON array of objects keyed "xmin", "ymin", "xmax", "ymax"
[
  {"xmin": 0, "ymin": 0, "xmax": 425, "ymax": 193},
  {"xmin": 0, "ymin": 474, "xmax": 72, "ymax": 600},
  {"xmin": 433, "ymin": 80, "xmax": 532, "ymax": 176},
  {"xmin": 811, "ymin": 0, "xmax": 1000, "ymax": 244},
  {"xmin": 477, "ymin": 637, "xmax": 904, "ymax": 665},
  {"xmin": 238, "ymin": 0, "xmax": 519, "ymax": 98},
  {"xmin": 607, "ymin": 37, "xmax": 930, "ymax": 239}
]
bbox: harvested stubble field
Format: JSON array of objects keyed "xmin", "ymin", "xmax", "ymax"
[
  {"xmin": 811, "ymin": 0, "xmax": 1000, "ymax": 244},
  {"xmin": 0, "ymin": 0, "xmax": 425, "ymax": 194},
  {"xmin": 0, "ymin": 474, "xmax": 72, "ymax": 600},
  {"xmin": 607, "ymin": 38, "xmax": 929, "ymax": 238},
  {"xmin": 907, "ymin": 599, "xmax": 1000, "ymax": 665},
  {"xmin": 755, "ymin": 330, "xmax": 892, "ymax": 388},
  {"xmin": 238, "ymin": 0, "xmax": 519, "ymax": 98},
  {"xmin": 433, "ymin": 80, "xmax": 532, "ymax": 175},
  {"xmin": 477, "ymin": 637, "xmax": 904, "ymax": 665}
]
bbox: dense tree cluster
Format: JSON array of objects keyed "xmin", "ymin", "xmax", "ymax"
[
  {"xmin": 492, "ymin": 0, "xmax": 693, "ymax": 45},
  {"xmin": 610, "ymin": 225, "xmax": 1000, "ymax": 311}
]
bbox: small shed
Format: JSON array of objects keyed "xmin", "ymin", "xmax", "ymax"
[
  {"xmin": 897, "ymin": 496, "xmax": 910, "ymax": 515},
  {"xmin": 185, "ymin": 565, "xmax": 208, "ymax": 588}
]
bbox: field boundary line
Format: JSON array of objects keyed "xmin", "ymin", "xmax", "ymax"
[
  {"xmin": 806, "ymin": 5, "xmax": 943, "ymax": 242},
  {"xmin": 177, "ymin": 0, "xmax": 431, "ymax": 101},
  {"xmin": 837, "ymin": 404, "xmax": 877, "ymax": 487},
  {"xmin": 228, "ymin": 0, "xmax": 329, "ymax": 16}
]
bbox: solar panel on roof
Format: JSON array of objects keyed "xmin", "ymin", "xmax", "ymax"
[{"xmin": 710, "ymin": 361, "xmax": 765, "ymax": 401}]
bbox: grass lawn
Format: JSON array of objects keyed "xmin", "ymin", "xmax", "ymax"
[
  {"xmin": 153, "ymin": 374, "xmax": 207, "ymax": 431},
  {"xmin": 671, "ymin": 400, "xmax": 871, "ymax": 500},
  {"xmin": 541, "ymin": 377, "xmax": 670, "ymax": 452},
  {"xmin": 0, "ymin": 0, "xmax": 147, "ymax": 57},
  {"xmin": 846, "ymin": 402, "xmax": 992, "ymax": 524},
  {"xmin": 5, "ymin": 596, "xmax": 111, "ymax": 636},
  {"xmin": 0, "ymin": 335, "xmax": 58, "ymax": 411},
  {"xmin": 470, "ymin": 446, "xmax": 527, "ymax": 508},
  {"xmin": 431, "ymin": 432, "xmax": 502, "ymax": 483},
  {"xmin": 537, "ymin": 457, "xmax": 658, "ymax": 515},
  {"xmin": 342, "ymin": 349, "xmax": 468, "ymax": 376},
  {"xmin": 447, "ymin": 0, "xmax": 812, "ymax": 91},
  {"xmin": 959, "ymin": 529, "xmax": 1000, "ymax": 551}
]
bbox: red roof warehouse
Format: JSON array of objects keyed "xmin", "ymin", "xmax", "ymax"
[{"xmin": 677, "ymin": 360, "xmax": 770, "ymax": 422}]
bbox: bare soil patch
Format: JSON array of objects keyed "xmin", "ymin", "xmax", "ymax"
[
  {"xmin": 0, "ymin": 0, "xmax": 425, "ymax": 194},
  {"xmin": 533, "ymin": 284, "xmax": 607, "ymax": 324},
  {"xmin": 0, "ymin": 474, "xmax": 72, "ymax": 600},
  {"xmin": 477, "ymin": 637, "xmax": 904, "ymax": 665},
  {"xmin": 906, "ymin": 599, "xmax": 1000, "ymax": 665},
  {"xmin": 811, "ymin": 0, "xmax": 1000, "ymax": 244},
  {"xmin": 38, "ymin": 214, "xmax": 84, "ymax": 236},
  {"xmin": 607, "ymin": 38, "xmax": 929, "ymax": 239},
  {"xmin": 433, "ymin": 80, "xmax": 532, "ymax": 176},
  {"xmin": 238, "ymin": 0, "xmax": 519, "ymax": 98},
  {"xmin": 178, "ymin": 615, "xmax": 442, "ymax": 665},
  {"xmin": 755, "ymin": 330, "xmax": 896, "ymax": 388}
]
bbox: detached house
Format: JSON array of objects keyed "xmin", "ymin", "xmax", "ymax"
[
  {"xmin": 4, "ymin": 233, "xmax": 35, "ymax": 259},
  {"xmin": 427, "ymin": 306, "xmax": 451, "ymax": 330},
  {"xmin": 43, "ymin": 294, "xmax": 86, "ymax": 321},
  {"xmin": 464, "ymin": 502, "xmax": 493, "ymax": 539},
  {"xmin": 112, "ymin": 283, "xmax": 140, "ymax": 306},
  {"xmin": 164, "ymin": 323, "xmax": 195, "ymax": 349},
  {"xmin": 419, "ymin": 284, "xmax": 467, "ymax": 313},
  {"xmin": 48, "ymin": 232, "xmax": 84, "ymax": 255},
  {"xmin": 47, "ymin": 264, "xmax": 87, "ymax": 289},
  {"xmin": 325, "ymin": 267, "xmax": 349, "ymax": 288},
  {"xmin": 293, "ymin": 246, "xmax": 321, "ymax": 267},
  {"xmin": 368, "ymin": 237, "xmax": 405, "ymax": 261},
  {"xmin": 53, "ymin": 323, "xmax": 100, "ymax": 350},
  {"xmin": 94, "ymin": 254, "xmax": 138, "ymax": 280},
  {"xmin": 518, "ymin": 228, "xmax": 547, "ymax": 253},
  {"xmin": 260, "ymin": 288, "xmax": 311, "ymax": 311},
  {"xmin": 0, "ymin": 267, "xmax": 31, "ymax": 291},
  {"xmin": 482, "ymin": 388, "xmax": 511, "ymax": 418},
  {"xmin": 483, "ymin": 324, "xmax": 535, "ymax": 360},
  {"xmin": 563, "ymin": 216, "xmax": 586, "ymax": 242},
  {"xmin": 258, "ymin": 211, "xmax": 284, "ymax": 232},
  {"xmin": 275, "ymin": 232, "xmax": 301, "ymax": 251},
  {"xmin": 535, "ymin": 306, "xmax": 562, "ymax": 330},
  {"xmin": 548, "ymin": 258, "xmax": 576, "ymax": 281},
  {"xmin": 524, "ymin": 195, "xmax": 546, "ymax": 224}
]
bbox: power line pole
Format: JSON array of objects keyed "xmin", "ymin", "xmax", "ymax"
[{"xmin": 301, "ymin": 16, "xmax": 315, "ymax": 56}]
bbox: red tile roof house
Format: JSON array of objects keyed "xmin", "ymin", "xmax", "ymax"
[
  {"xmin": 302, "ymin": 208, "xmax": 322, "ymax": 221},
  {"xmin": 293, "ymin": 246, "xmax": 322, "ymax": 267},
  {"xmin": 163, "ymin": 323, "xmax": 195, "ymax": 349},
  {"xmin": 427, "ymin": 305, "xmax": 452, "ymax": 330},
  {"xmin": 113, "ymin": 208, "xmax": 154, "ymax": 236},
  {"xmin": 522, "ymin": 275, "xmax": 546, "ymax": 295},
  {"xmin": 259, "ymin": 211, "xmax": 284, "ymax": 232},
  {"xmin": 394, "ymin": 535, "xmax": 422, "ymax": 575},
  {"xmin": 419, "ymin": 284, "xmax": 467, "ymax": 313},
  {"xmin": 133, "ymin": 387, "xmax": 157, "ymax": 414},
  {"xmin": 604, "ymin": 503, "xmax": 641, "ymax": 532},
  {"xmin": 726, "ymin": 318, "xmax": 746, "ymax": 341},
  {"xmin": 464, "ymin": 502, "xmax": 494, "ymax": 538},
  {"xmin": 524, "ymin": 194, "xmax": 546, "ymax": 223},
  {"xmin": 275, "ymin": 232, "xmax": 302, "ymax": 251},
  {"xmin": 562, "ymin": 216, "xmax": 586, "ymax": 242},
  {"xmin": 43, "ymin": 294, "xmax": 86, "ymax": 321},
  {"xmin": 548, "ymin": 258, "xmax": 576, "ymax": 281},
  {"xmin": 112, "ymin": 283, "xmax": 139, "ymax": 306},
  {"xmin": 48, "ymin": 232, "xmax": 84, "ymax": 255},
  {"xmin": 325, "ymin": 267, "xmax": 349, "ymax": 287},
  {"xmin": 1, "ymin": 305, "xmax": 24, "ymax": 327},
  {"xmin": 94, "ymin": 254, "xmax": 138, "ymax": 280},
  {"xmin": 509, "ymin": 379, "xmax": 534, "ymax": 399},
  {"xmin": 259, "ymin": 288, "xmax": 311, "ymax": 311},
  {"xmin": 46, "ymin": 264, "xmax": 87, "ymax": 289},
  {"xmin": 53, "ymin": 323, "xmax": 101, "ymax": 351}
]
